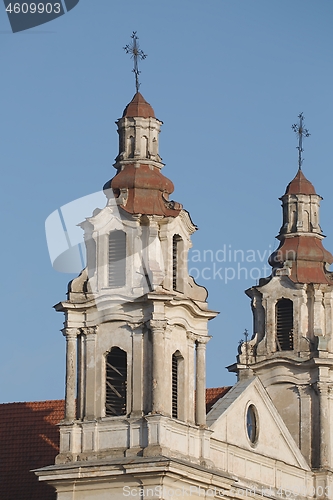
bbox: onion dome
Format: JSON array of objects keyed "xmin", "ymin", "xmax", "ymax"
[
  {"xmin": 122, "ymin": 92, "xmax": 155, "ymax": 118},
  {"xmin": 285, "ymin": 169, "xmax": 316, "ymax": 195}
]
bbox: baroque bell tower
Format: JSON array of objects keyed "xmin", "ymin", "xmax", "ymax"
[
  {"xmin": 37, "ymin": 78, "xmax": 219, "ymax": 496},
  {"xmin": 230, "ymin": 115, "xmax": 333, "ymax": 476}
]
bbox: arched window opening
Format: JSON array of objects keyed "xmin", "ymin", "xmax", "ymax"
[
  {"xmin": 172, "ymin": 351, "xmax": 184, "ymax": 419},
  {"xmin": 172, "ymin": 353, "xmax": 179, "ymax": 418},
  {"xmin": 106, "ymin": 347, "xmax": 127, "ymax": 416},
  {"xmin": 173, "ymin": 235, "xmax": 182, "ymax": 291},
  {"xmin": 108, "ymin": 231, "xmax": 126, "ymax": 288},
  {"xmin": 276, "ymin": 298, "xmax": 294, "ymax": 350}
]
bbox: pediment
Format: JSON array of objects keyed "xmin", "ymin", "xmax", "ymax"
[{"xmin": 207, "ymin": 377, "xmax": 309, "ymax": 470}]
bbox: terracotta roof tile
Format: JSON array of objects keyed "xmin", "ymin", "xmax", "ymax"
[
  {"xmin": 1, "ymin": 390, "xmax": 232, "ymax": 498},
  {"xmin": 206, "ymin": 387, "xmax": 231, "ymax": 413},
  {"xmin": 122, "ymin": 92, "xmax": 155, "ymax": 118},
  {"xmin": 0, "ymin": 400, "xmax": 64, "ymax": 500},
  {"xmin": 285, "ymin": 169, "xmax": 316, "ymax": 195}
]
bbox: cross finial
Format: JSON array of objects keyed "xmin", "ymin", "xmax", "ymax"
[
  {"xmin": 124, "ymin": 32, "xmax": 147, "ymax": 93},
  {"xmin": 292, "ymin": 112, "xmax": 310, "ymax": 170}
]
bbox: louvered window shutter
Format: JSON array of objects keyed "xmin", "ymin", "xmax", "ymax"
[
  {"xmin": 276, "ymin": 298, "xmax": 294, "ymax": 350},
  {"xmin": 108, "ymin": 231, "xmax": 126, "ymax": 288}
]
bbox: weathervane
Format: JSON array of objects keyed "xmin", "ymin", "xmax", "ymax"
[
  {"xmin": 292, "ymin": 112, "xmax": 310, "ymax": 170},
  {"xmin": 124, "ymin": 32, "xmax": 147, "ymax": 93}
]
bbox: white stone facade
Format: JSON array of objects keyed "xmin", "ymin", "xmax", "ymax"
[{"xmin": 36, "ymin": 100, "xmax": 333, "ymax": 499}]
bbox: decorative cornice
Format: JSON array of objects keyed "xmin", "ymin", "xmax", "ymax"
[
  {"xmin": 179, "ymin": 210, "xmax": 197, "ymax": 235},
  {"xmin": 186, "ymin": 331, "xmax": 197, "ymax": 342}
]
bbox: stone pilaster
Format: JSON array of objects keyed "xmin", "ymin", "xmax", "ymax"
[
  {"xmin": 314, "ymin": 287, "xmax": 324, "ymax": 337},
  {"xmin": 297, "ymin": 385, "xmax": 312, "ymax": 465},
  {"xmin": 62, "ymin": 328, "xmax": 80, "ymax": 421},
  {"xmin": 317, "ymin": 378, "xmax": 331, "ymax": 469},
  {"xmin": 131, "ymin": 323, "xmax": 144, "ymax": 417},
  {"xmin": 186, "ymin": 331, "xmax": 196, "ymax": 424},
  {"xmin": 150, "ymin": 319, "xmax": 167, "ymax": 415},
  {"xmin": 195, "ymin": 337, "xmax": 209, "ymax": 426},
  {"xmin": 82, "ymin": 327, "xmax": 97, "ymax": 420}
]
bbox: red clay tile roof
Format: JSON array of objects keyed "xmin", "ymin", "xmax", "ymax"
[
  {"xmin": 0, "ymin": 389, "xmax": 231, "ymax": 498},
  {"xmin": 206, "ymin": 387, "xmax": 231, "ymax": 413},
  {"xmin": 285, "ymin": 169, "xmax": 316, "ymax": 195},
  {"xmin": 110, "ymin": 163, "xmax": 182, "ymax": 217},
  {"xmin": 0, "ymin": 400, "xmax": 64, "ymax": 500},
  {"xmin": 270, "ymin": 235, "xmax": 333, "ymax": 284},
  {"xmin": 122, "ymin": 92, "xmax": 155, "ymax": 118}
]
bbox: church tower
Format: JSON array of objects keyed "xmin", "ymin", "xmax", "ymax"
[
  {"xmin": 42, "ymin": 90, "xmax": 218, "ymax": 492},
  {"xmin": 36, "ymin": 100, "xmax": 332, "ymax": 498},
  {"xmin": 231, "ymin": 163, "xmax": 333, "ymax": 471}
]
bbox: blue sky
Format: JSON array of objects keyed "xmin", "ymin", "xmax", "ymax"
[{"xmin": 1, "ymin": 1, "xmax": 333, "ymax": 402}]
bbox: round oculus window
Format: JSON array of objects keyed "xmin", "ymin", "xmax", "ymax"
[{"xmin": 246, "ymin": 404, "xmax": 258, "ymax": 444}]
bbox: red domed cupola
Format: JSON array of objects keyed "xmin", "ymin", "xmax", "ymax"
[
  {"xmin": 122, "ymin": 92, "xmax": 155, "ymax": 119},
  {"xmin": 104, "ymin": 92, "xmax": 182, "ymax": 217},
  {"xmin": 285, "ymin": 169, "xmax": 316, "ymax": 195},
  {"xmin": 269, "ymin": 169, "xmax": 333, "ymax": 284}
]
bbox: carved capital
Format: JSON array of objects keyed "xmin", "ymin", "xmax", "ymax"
[
  {"xmin": 296, "ymin": 384, "xmax": 312, "ymax": 398},
  {"xmin": 316, "ymin": 382, "xmax": 330, "ymax": 396},
  {"xmin": 149, "ymin": 319, "xmax": 167, "ymax": 332},
  {"xmin": 128, "ymin": 322, "xmax": 144, "ymax": 335},
  {"xmin": 186, "ymin": 331, "xmax": 197, "ymax": 342},
  {"xmin": 196, "ymin": 336, "xmax": 211, "ymax": 346},
  {"xmin": 81, "ymin": 326, "xmax": 97, "ymax": 336},
  {"xmin": 61, "ymin": 328, "xmax": 80, "ymax": 339}
]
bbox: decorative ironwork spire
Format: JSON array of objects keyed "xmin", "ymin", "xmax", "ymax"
[
  {"xmin": 292, "ymin": 112, "xmax": 310, "ymax": 170},
  {"xmin": 124, "ymin": 32, "xmax": 147, "ymax": 93}
]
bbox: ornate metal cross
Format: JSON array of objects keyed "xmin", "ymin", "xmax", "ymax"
[
  {"xmin": 292, "ymin": 112, "xmax": 310, "ymax": 170},
  {"xmin": 124, "ymin": 32, "xmax": 147, "ymax": 93}
]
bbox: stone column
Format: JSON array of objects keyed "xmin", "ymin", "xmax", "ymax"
[
  {"xmin": 150, "ymin": 319, "xmax": 167, "ymax": 415},
  {"xmin": 187, "ymin": 331, "xmax": 196, "ymax": 423},
  {"xmin": 324, "ymin": 291, "xmax": 333, "ymax": 353},
  {"xmin": 297, "ymin": 385, "xmax": 312, "ymax": 465},
  {"xmin": 77, "ymin": 332, "xmax": 85, "ymax": 420},
  {"xmin": 317, "ymin": 379, "xmax": 330, "ymax": 469},
  {"xmin": 62, "ymin": 328, "xmax": 79, "ymax": 421},
  {"xmin": 131, "ymin": 323, "xmax": 144, "ymax": 417},
  {"xmin": 313, "ymin": 287, "xmax": 324, "ymax": 336},
  {"xmin": 196, "ymin": 338, "xmax": 208, "ymax": 426},
  {"xmin": 84, "ymin": 327, "xmax": 97, "ymax": 420},
  {"xmin": 266, "ymin": 299, "xmax": 276, "ymax": 354}
]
